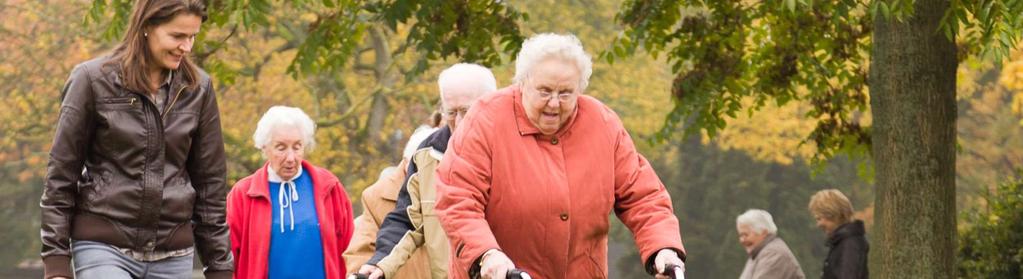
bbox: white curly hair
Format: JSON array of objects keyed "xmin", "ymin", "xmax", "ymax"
[
  {"xmin": 252, "ymin": 106, "xmax": 317, "ymax": 153},
  {"xmin": 512, "ymin": 33, "xmax": 593, "ymax": 91},
  {"xmin": 736, "ymin": 209, "xmax": 779, "ymax": 235}
]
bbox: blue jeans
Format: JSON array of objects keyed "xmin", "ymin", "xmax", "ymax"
[{"xmin": 72, "ymin": 240, "xmax": 194, "ymax": 279}]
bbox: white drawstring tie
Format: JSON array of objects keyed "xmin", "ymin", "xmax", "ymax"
[
  {"xmin": 278, "ymin": 180, "xmax": 299, "ymax": 233},
  {"xmin": 268, "ymin": 166, "xmax": 303, "ymax": 233}
]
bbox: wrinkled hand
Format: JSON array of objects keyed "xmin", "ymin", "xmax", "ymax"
[
  {"xmin": 355, "ymin": 264, "xmax": 384, "ymax": 279},
  {"xmin": 480, "ymin": 249, "xmax": 515, "ymax": 279},
  {"xmin": 654, "ymin": 249, "xmax": 685, "ymax": 279}
]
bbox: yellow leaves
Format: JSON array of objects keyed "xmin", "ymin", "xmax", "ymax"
[
  {"xmin": 708, "ymin": 97, "xmax": 818, "ymax": 165},
  {"xmin": 986, "ymin": 212, "xmax": 1000, "ymax": 224},
  {"xmin": 998, "ymin": 48, "xmax": 1023, "ymax": 124},
  {"xmin": 1000, "ymin": 59, "xmax": 1023, "ymax": 91}
]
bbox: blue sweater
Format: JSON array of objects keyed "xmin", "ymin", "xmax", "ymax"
[{"xmin": 268, "ymin": 169, "xmax": 326, "ymax": 279}]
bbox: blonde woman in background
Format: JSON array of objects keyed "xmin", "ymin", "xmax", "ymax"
[{"xmin": 808, "ymin": 189, "xmax": 868, "ymax": 279}]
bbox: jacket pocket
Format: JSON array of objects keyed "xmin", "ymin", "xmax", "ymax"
[
  {"xmin": 76, "ymin": 170, "xmax": 97, "ymax": 207},
  {"xmin": 94, "ymin": 97, "xmax": 145, "ymax": 156},
  {"xmin": 586, "ymin": 245, "xmax": 608, "ymax": 278},
  {"xmin": 161, "ymin": 177, "xmax": 196, "ymax": 222},
  {"xmin": 96, "ymin": 97, "xmax": 138, "ymax": 111}
]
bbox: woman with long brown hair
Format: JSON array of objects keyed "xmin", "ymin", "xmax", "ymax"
[{"xmin": 40, "ymin": 1, "xmax": 233, "ymax": 278}]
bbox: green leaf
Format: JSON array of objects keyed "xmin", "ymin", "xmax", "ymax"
[{"xmin": 881, "ymin": 2, "xmax": 891, "ymax": 20}]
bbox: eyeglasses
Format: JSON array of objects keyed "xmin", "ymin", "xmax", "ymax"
[
  {"xmin": 537, "ymin": 89, "xmax": 575, "ymax": 103},
  {"xmin": 442, "ymin": 106, "xmax": 470, "ymax": 119}
]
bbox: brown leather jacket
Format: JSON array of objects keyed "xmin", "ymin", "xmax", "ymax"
[{"xmin": 40, "ymin": 56, "xmax": 233, "ymax": 279}]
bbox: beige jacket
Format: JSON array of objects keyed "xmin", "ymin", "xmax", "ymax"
[
  {"xmin": 740, "ymin": 235, "xmax": 806, "ymax": 279},
  {"xmin": 343, "ymin": 159, "xmax": 430, "ymax": 278},
  {"xmin": 375, "ymin": 148, "xmax": 450, "ymax": 279}
]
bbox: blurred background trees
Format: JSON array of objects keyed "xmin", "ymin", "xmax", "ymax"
[{"xmin": 1, "ymin": 0, "xmax": 1021, "ymax": 277}]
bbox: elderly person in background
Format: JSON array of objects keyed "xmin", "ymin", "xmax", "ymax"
[
  {"xmin": 434, "ymin": 33, "xmax": 686, "ymax": 279},
  {"xmin": 356, "ymin": 63, "xmax": 498, "ymax": 279},
  {"xmin": 227, "ymin": 106, "xmax": 354, "ymax": 279},
  {"xmin": 343, "ymin": 125, "xmax": 437, "ymax": 278},
  {"xmin": 737, "ymin": 209, "xmax": 805, "ymax": 279},
  {"xmin": 808, "ymin": 189, "xmax": 868, "ymax": 279}
]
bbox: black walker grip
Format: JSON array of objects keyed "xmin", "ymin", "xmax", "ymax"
[
  {"xmin": 347, "ymin": 273, "xmax": 370, "ymax": 279},
  {"xmin": 507, "ymin": 269, "xmax": 531, "ymax": 279},
  {"xmin": 662, "ymin": 263, "xmax": 684, "ymax": 279}
]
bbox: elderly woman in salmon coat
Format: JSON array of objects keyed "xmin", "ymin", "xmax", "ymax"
[{"xmin": 434, "ymin": 33, "xmax": 687, "ymax": 279}]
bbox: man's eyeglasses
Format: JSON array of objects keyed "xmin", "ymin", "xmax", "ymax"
[{"xmin": 442, "ymin": 107, "xmax": 470, "ymax": 119}]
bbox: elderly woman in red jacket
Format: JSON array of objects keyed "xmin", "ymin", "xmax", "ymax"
[
  {"xmin": 227, "ymin": 106, "xmax": 354, "ymax": 279},
  {"xmin": 434, "ymin": 33, "xmax": 687, "ymax": 279}
]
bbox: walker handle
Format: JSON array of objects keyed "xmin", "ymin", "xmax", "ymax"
[
  {"xmin": 507, "ymin": 268, "xmax": 532, "ymax": 279},
  {"xmin": 663, "ymin": 263, "xmax": 684, "ymax": 279}
]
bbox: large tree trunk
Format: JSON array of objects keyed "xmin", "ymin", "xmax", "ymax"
[{"xmin": 869, "ymin": 0, "xmax": 957, "ymax": 278}]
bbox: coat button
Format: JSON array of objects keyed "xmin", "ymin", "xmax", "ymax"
[
  {"xmin": 560, "ymin": 213, "xmax": 569, "ymax": 221},
  {"xmin": 551, "ymin": 138, "xmax": 559, "ymax": 145}
]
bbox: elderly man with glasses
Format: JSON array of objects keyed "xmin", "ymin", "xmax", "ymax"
[{"xmin": 354, "ymin": 63, "xmax": 499, "ymax": 279}]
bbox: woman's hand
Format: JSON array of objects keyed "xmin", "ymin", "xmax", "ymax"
[
  {"xmin": 355, "ymin": 264, "xmax": 384, "ymax": 279},
  {"xmin": 654, "ymin": 249, "xmax": 685, "ymax": 279},
  {"xmin": 480, "ymin": 249, "xmax": 515, "ymax": 279}
]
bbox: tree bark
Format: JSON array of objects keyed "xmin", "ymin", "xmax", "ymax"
[
  {"xmin": 869, "ymin": 0, "xmax": 957, "ymax": 278},
  {"xmin": 364, "ymin": 25, "xmax": 394, "ymax": 141}
]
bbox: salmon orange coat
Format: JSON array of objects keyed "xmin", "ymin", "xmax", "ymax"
[{"xmin": 435, "ymin": 86, "xmax": 685, "ymax": 278}]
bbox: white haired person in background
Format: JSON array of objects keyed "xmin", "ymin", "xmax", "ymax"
[
  {"xmin": 433, "ymin": 33, "xmax": 686, "ymax": 279},
  {"xmin": 737, "ymin": 209, "xmax": 805, "ymax": 279},
  {"xmin": 356, "ymin": 63, "xmax": 498, "ymax": 279},
  {"xmin": 343, "ymin": 124, "xmax": 438, "ymax": 278},
  {"xmin": 227, "ymin": 106, "xmax": 354, "ymax": 279}
]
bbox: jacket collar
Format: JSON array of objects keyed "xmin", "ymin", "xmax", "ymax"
[
  {"xmin": 267, "ymin": 165, "xmax": 304, "ymax": 183},
  {"xmin": 246, "ymin": 160, "xmax": 335, "ymax": 200},
  {"xmin": 378, "ymin": 159, "xmax": 409, "ymax": 202},
  {"xmin": 512, "ymin": 85, "xmax": 580, "ymax": 139},
  {"xmin": 828, "ymin": 220, "xmax": 866, "ymax": 247},
  {"xmin": 422, "ymin": 126, "xmax": 452, "ymax": 153},
  {"xmin": 749, "ymin": 234, "xmax": 777, "ymax": 259},
  {"xmin": 104, "ymin": 57, "xmax": 185, "ymax": 94}
]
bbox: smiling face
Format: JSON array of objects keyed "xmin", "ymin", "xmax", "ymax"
[
  {"xmin": 520, "ymin": 58, "xmax": 581, "ymax": 136},
  {"xmin": 737, "ymin": 224, "xmax": 769, "ymax": 255},
  {"xmin": 146, "ymin": 13, "xmax": 201, "ymax": 72},
  {"xmin": 263, "ymin": 126, "xmax": 305, "ymax": 181}
]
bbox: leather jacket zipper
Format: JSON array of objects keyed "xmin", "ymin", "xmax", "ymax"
[
  {"xmin": 99, "ymin": 97, "xmax": 138, "ymax": 105},
  {"xmin": 161, "ymin": 86, "xmax": 186, "ymax": 120}
]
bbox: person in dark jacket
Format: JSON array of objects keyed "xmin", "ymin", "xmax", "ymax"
[
  {"xmin": 354, "ymin": 63, "xmax": 498, "ymax": 279},
  {"xmin": 39, "ymin": 1, "xmax": 232, "ymax": 278},
  {"xmin": 808, "ymin": 189, "xmax": 868, "ymax": 279}
]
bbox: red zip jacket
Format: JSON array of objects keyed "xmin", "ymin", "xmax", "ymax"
[{"xmin": 227, "ymin": 160, "xmax": 354, "ymax": 279}]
